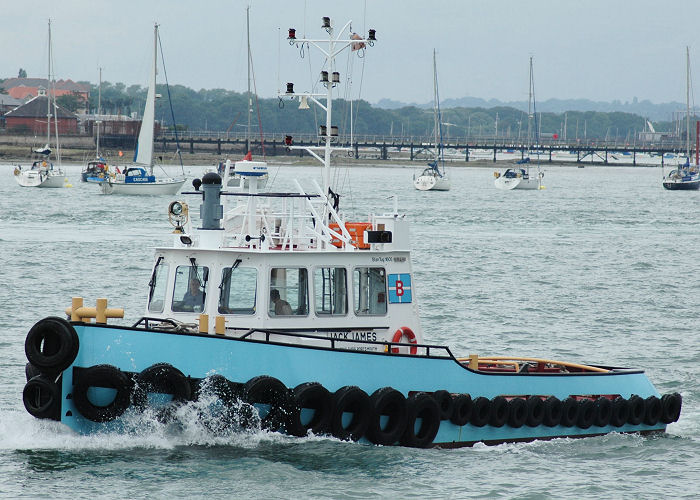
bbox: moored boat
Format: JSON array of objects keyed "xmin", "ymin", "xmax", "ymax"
[{"xmin": 21, "ymin": 17, "xmax": 681, "ymax": 448}]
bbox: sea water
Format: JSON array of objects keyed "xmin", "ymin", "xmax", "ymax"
[{"xmin": 0, "ymin": 163, "xmax": 697, "ymax": 499}]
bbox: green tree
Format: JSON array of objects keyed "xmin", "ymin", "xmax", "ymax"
[
  {"xmin": 56, "ymin": 92, "xmax": 82, "ymax": 112},
  {"xmin": 18, "ymin": 68, "xmax": 27, "ymax": 78}
]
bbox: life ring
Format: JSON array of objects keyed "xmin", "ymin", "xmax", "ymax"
[
  {"xmin": 132, "ymin": 363, "xmax": 193, "ymax": 411},
  {"xmin": 72, "ymin": 364, "xmax": 131, "ymax": 422},
  {"xmin": 559, "ymin": 397, "xmax": 579, "ymax": 427},
  {"xmin": 286, "ymin": 382, "xmax": 332, "ymax": 437},
  {"xmin": 366, "ymin": 387, "xmax": 407, "ymax": 445},
  {"xmin": 507, "ymin": 398, "xmax": 528, "ymax": 428},
  {"xmin": 610, "ymin": 397, "xmax": 629, "ymax": 427},
  {"xmin": 542, "ymin": 396, "xmax": 562, "ymax": 427},
  {"xmin": 400, "ymin": 393, "xmax": 441, "ymax": 448},
  {"xmin": 489, "ymin": 396, "xmax": 509, "ymax": 427},
  {"xmin": 243, "ymin": 375, "xmax": 291, "ymax": 431},
  {"xmin": 450, "ymin": 394, "xmax": 472, "ymax": 426},
  {"xmin": 470, "ymin": 396, "xmax": 490, "ymax": 427},
  {"xmin": 526, "ymin": 396, "xmax": 545, "ymax": 427},
  {"xmin": 23, "ymin": 374, "xmax": 61, "ymax": 420},
  {"xmin": 660, "ymin": 393, "xmax": 682, "ymax": 424},
  {"xmin": 643, "ymin": 396, "xmax": 662, "ymax": 425},
  {"xmin": 626, "ymin": 395, "xmax": 645, "ymax": 425},
  {"xmin": 330, "ymin": 385, "xmax": 371, "ymax": 441},
  {"xmin": 25, "ymin": 316, "xmax": 79, "ymax": 375},
  {"xmin": 432, "ymin": 390, "xmax": 454, "ymax": 421},
  {"xmin": 594, "ymin": 397, "xmax": 612, "ymax": 427},
  {"xmin": 390, "ymin": 327, "xmax": 417, "ymax": 355},
  {"xmin": 576, "ymin": 399, "xmax": 596, "ymax": 429}
]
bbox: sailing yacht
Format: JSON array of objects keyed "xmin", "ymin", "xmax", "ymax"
[
  {"xmin": 663, "ymin": 47, "xmax": 700, "ymax": 190},
  {"xmin": 82, "ymin": 67, "xmax": 110, "ymax": 183},
  {"xmin": 494, "ymin": 57, "xmax": 544, "ymax": 191},
  {"xmin": 14, "ymin": 20, "xmax": 66, "ymax": 189},
  {"xmin": 220, "ymin": 6, "xmax": 269, "ymax": 189},
  {"xmin": 414, "ymin": 49, "xmax": 450, "ymax": 191},
  {"xmin": 100, "ymin": 24, "xmax": 186, "ymax": 195}
]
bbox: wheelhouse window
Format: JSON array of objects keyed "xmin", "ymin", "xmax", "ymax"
[
  {"xmin": 172, "ymin": 265, "xmax": 209, "ymax": 312},
  {"xmin": 314, "ymin": 267, "xmax": 347, "ymax": 316},
  {"xmin": 147, "ymin": 258, "xmax": 169, "ymax": 313},
  {"xmin": 219, "ymin": 265, "xmax": 257, "ymax": 315},
  {"xmin": 353, "ymin": 267, "xmax": 387, "ymax": 315},
  {"xmin": 269, "ymin": 267, "xmax": 308, "ymax": 316}
]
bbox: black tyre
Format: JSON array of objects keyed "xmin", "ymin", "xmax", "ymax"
[
  {"xmin": 132, "ymin": 363, "xmax": 193, "ymax": 409},
  {"xmin": 400, "ymin": 393, "xmax": 441, "ymax": 448},
  {"xmin": 72, "ymin": 364, "xmax": 131, "ymax": 422},
  {"xmin": 470, "ymin": 397, "xmax": 490, "ymax": 427},
  {"xmin": 450, "ymin": 394, "xmax": 472, "ymax": 426},
  {"xmin": 627, "ymin": 395, "xmax": 645, "ymax": 425},
  {"xmin": 593, "ymin": 397, "xmax": 612, "ymax": 427},
  {"xmin": 576, "ymin": 399, "xmax": 596, "ymax": 429},
  {"xmin": 25, "ymin": 317, "xmax": 79, "ymax": 375},
  {"xmin": 542, "ymin": 396, "xmax": 562, "ymax": 427},
  {"xmin": 286, "ymin": 382, "xmax": 332, "ymax": 437},
  {"xmin": 507, "ymin": 398, "xmax": 527, "ymax": 428},
  {"xmin": 330, "ymin": 386, "xmax": 371, "ymax": 441},
  {"xmin": 489, "ymin": 396, "xmax": 509, "ymax": 428},
  {"xmin": 23, "ymin": 375, "xmax": 61, "ymax": 420},
  {"xmin": 610, "ymin": 397, "xmax": 629, "ymax": 427},
  {"xmin": 643, "ymin": 396, "xmax": 662, "ymax": 425},
  {"xmin": 559, "ymin": 397, "xmax": 578, "ymax": 427},
  {"xmin": 366, "ymin": 387, "xmax": 407, "ymax": 445},
  {"xmin": 526, "ymin": 396, "xmax": 545, "ymax": 427},
  {"xmin": 25, "ymin": 362, "xmax": 41, "ymax": 382},
  {"xmin": 660, "ymin": 393, "xmax": 682, "ymax": 424},
  {"xmin": 432, "ymin": 390, "xmax": 454, "ymax": 421},
  {"xmin": 244, "ymin": 375, "xmax": 291, "ymax": 431}
]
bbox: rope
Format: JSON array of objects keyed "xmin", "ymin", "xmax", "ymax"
[{"xmin": 157, "ymin": 30, "xmax": 185, "ymax": 175}]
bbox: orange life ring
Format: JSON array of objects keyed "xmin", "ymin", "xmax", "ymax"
[{"xmin": 391, "ymin": 326, "xmax": 417, "ymax": 354}]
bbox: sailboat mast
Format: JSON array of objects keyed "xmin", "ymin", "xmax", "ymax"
[
  {"xmin": 46, "ymin": 19, "xmax": 52, "ymax": 148},
  {"xmin": 686, "ymin": 46, "xmax": 691, "ymax": 161},
  {"xmin": 527, "ymin": 56, "xmax": 533, "ymax": 148},
  {"xmin": 96, "ymin": 67, "xmax": 102, "ymax": 158},
  {"xmin": 433, "ymin": 49, "xmax": 439, "ymax": 162},
  {"xmin": 246, "ymin": 5, "xmax": 252, "ymax": 154}
]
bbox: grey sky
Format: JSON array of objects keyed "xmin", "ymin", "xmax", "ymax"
[{"xmin": 2, "ymin": 0, "xmax": 698, "ymax": 106}]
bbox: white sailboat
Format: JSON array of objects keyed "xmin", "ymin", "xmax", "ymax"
[
  {"xmin": 495, "ymin": 56, "xmax": 544, "ymax": 191},
  {"xmin": 14, "ymin": 20, "xmax": 66, "ymax": 189},
  {"xmin": 101, "ymin": 24, "xmax": 186, "ymax": 195},
  {"xmin": 662, "ymin": 47, "xmax": 700, "ymax": 190},
  {"xmin": 414, "ymin": 49, "xmax": 450, "ymax": 191}
]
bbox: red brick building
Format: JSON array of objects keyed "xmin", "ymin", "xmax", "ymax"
[
  {"xmin": 4, "ymin": 92, "xmax": 78, "ymax": 134},
  {"xmin": 1, "ymin": 77, "xmax": 90, "ymax": 102}
]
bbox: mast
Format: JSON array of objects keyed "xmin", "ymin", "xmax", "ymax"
[
  {"xmin": 96, "ymin": 67, "xmax": 102, "ymax": 158},
  {"xmin": 433, "ymin": 49, "xmax": 439, "ymax": 164},
  {"xmin": 246, "ymin": 5, "xmax": 252, "ymax": 154},
  {"xmin": 686, "ymin": 46, "xmax": 691, "ymax": 161},
  {"xmin": 527, "ymin": 56, "xmax": 533, "ymax": 149},
  {"xmin": 46, "ymin": 19, "xmax": 51, "ymax": 149}
]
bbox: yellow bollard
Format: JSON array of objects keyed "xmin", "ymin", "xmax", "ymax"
[
  {"xmin": 468, "ymin": 354, "xmax": 479, "ymax": 370},
  {"xmin": 215, "ymin": 316, "xmax": 226, "ymax": 335},
  {"xmin": 65, "ymin": 297, "xmax": 124, "ymax": 323},
  {"xmin": 199, "ymin": 314, "xmax": 209, "ymax": 334},
  {"xmin": 71, "ymin": 297, "xmax": 83, "ymax": 322},
  {"xmin": 96, "ymin": 298, "xmax": 107, "ymax": 324}
]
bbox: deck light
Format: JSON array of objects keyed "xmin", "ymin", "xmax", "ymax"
[
  {"xmin": 179, "ymin": 235, "xmax": 192, "ymax": 245},
  {"xmin": 320, "ymin": 125, "xmax": 327, "ymax": 136},
  {"xmin": 331, "ymin": 126, "xmax": 338, "ymax": 137},
  {"xmin": 322, "ymin": 17, "xmax": 331, "ymax": 29},
  {"xmin": 286, "ymin": 82, "xmax": 294, "ymax": 94},
  {"xmin": 368, "ymin": 29, "xmax": 376, "ymax": 41},
  {"xmin": 320, "ymin": 71, "xmax": 329, "ymax": 83},
  {"xmin": 332, "ymin": 72, "xmax": 340, "ymax": 84}
]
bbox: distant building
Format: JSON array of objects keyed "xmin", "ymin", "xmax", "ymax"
[
  {"xmin": 3, "ymin": 91, "xmax": 78, "ymax": 134},
  {"xmin": 77, "ymin": 113, "xmax": 157, "ymax": 147},
  {"xmin": 0, "ymin": 93, "xmax": 22, "ymax": 114},
  {"xmin": 1, "ymin": 77, "xmax": 90, "ymax": 103}
]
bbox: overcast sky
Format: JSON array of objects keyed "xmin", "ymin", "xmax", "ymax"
[{"xmin": 2, "ymin": 0, "xmax": 699, "ymax": 106}]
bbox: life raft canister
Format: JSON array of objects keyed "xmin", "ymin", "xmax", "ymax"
[{"xmin": 391, "ymin": 327, "xmax": 417, "ymax": 355}]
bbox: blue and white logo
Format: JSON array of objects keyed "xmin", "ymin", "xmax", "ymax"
[{"xmin": 388, "ymin": 273, "xmax": 412, "ymax": 303}]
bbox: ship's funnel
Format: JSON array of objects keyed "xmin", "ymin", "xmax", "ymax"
[{"xmin": 200, "ymin": 172, "xmax": 223, "ymax": 230}]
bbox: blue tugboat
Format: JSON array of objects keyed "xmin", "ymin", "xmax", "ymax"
[{"xmin": 22, "ymin": 18, "xmax": 681, "ymax": 447}]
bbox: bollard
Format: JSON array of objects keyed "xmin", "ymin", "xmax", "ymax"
[
  {"xmin": 215, "ymin": 316, "xmax": 226, "ymax": 335},
  {"xmin": 199, "ymin": 314, "xmax": 209, "ymax": 334}
]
